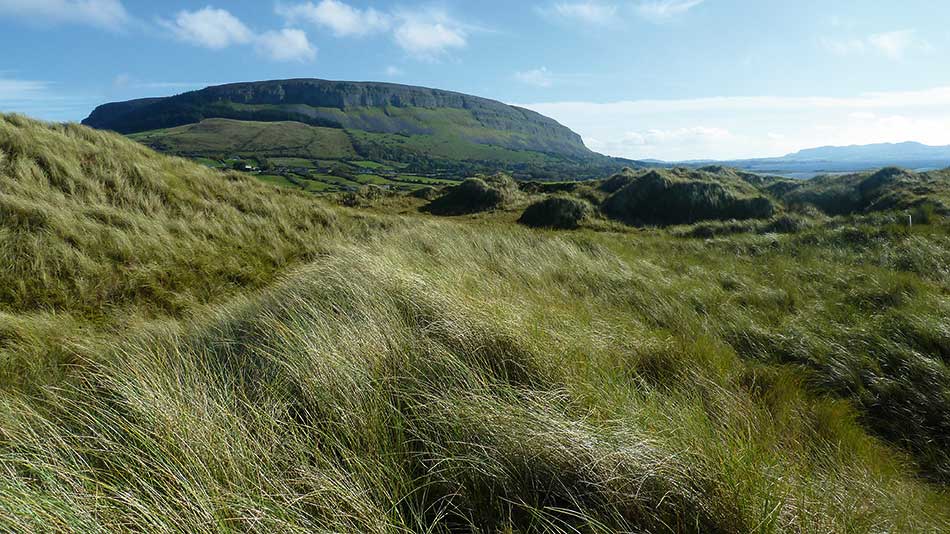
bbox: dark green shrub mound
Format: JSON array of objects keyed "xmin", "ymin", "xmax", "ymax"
[
  {"xmin": 778, "ymin": 167, "xmax": 950, "ymax": 216},
  {"xmin": 602, "ymin": 169, "xmax": 776, "ymax": 226},
  {"xmin": 599, "ymin": 167, "xmax": 639, "ymax": 193},
  {"xmin": 340, "ymin": 184, "xmax": 390, "ymax": 207},
  {"xmin": 423, "ymin": 173, "xmax": 518, "ymax": 215},
  {"xmin": 411, "ymin": 186, "xmax": 440, "ymax": 200},
  {"xmin": 518, "ymin": 196, "xmax": 593, "ymax": 229}
]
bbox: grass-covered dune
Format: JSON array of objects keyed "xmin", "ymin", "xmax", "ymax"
[
  {"xmin": 2, "ymin": 115, "xmax": 950, "ymax": 532},
  {"xmin": 0, "ymin": 113, "xmax": 374, "ymax": 388},
  {"xmin": 778, "ymin": 166, "xmax": 950, "ymax": 216}
]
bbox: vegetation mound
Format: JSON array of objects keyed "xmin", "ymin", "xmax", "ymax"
[
  {"xmin": 599, "ymin": 167, "xmax": 639, "ymax": 193},
  {"xmin": 601, "ymin": 168, "xmax": 777, "ymax": 226},
  {"xmin": 781, "ymin": 167, "xmax": 950, "ymax": 216},
  {"xmin": 423, "ymin": 173, "xmax": 518, "ymax": 215},
  {"xmin": 518, "ymin": 195, "xmax": 593, "ymax": 229},
  {"xmin": 0, "ymin": 113, "xmax": 348, "ymax": 387},
  {"xmin": 411, "ymin": 185, "xmax": 441, "ymax": 200}
]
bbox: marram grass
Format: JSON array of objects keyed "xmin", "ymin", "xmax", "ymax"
[{"xmin": 1, "ymin": 114, "xmax": 949, "ymax": 532}]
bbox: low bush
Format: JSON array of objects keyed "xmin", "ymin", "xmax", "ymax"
[
  {"xmin": 411, "ymin": 185, "xmax": 440, "ymax": 200},
  {"xmin": 518, "ymin": 195, "xmax": 593, "ymax": 229},
  {"xmin": 602, "ymin": 169, "xmax": 776, "ymax": 226},
  {"xmin": 423, "ymin": 173, "xmax": 518, "ymax": 215},
  {"xmin": 340, "ymin": 184, "xmax": 391, "ymax": 207}
]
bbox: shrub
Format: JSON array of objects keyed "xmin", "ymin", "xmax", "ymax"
[
  {"xmin": 518, "ymin": 195, "xmax": 593, "ymax": 229},
  {"xmin": 759, "ymin": 214, "xmax": 813, "ymax": 234},
  {"xmin": 423, "ymin": 173, "xmax": 518, "ymax": 215},
  {"xmin": 602, "ymin": 169, "xmax": 776, "ymax": 226},
  {"xmin": 599, "ymin": 167, "xmax": 639, "ymax": 193},
  {"xmin": 340, "ymin": 184, "xmax": 389, "ymax": 207},
  {"xmin": 411, "ymin": 186, "xmax": 440, "ymax": 200},
  {"xmin": 910, "ymin": 203, "xmax": 938, "ymax": 225}
]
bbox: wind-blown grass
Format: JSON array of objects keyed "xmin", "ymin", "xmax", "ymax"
[{"xmin": 1, "ymin": 115, "xmax": 949, "ymax": 532}]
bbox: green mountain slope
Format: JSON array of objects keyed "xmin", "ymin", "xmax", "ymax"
[
  {"xmin": 82, "ymin": 79, "xmax": 637, "ymax": 180},
  {"xmin": 128, "ymin": 118, "xmax": 359, "ymax": 159}
]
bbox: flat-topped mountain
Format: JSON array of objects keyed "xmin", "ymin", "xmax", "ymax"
[
  {"xmin": 678, "ymin": 142, "xmax": 950, "ymax": 178},
  {"xmin": 783, "ymin": 141, "xmax": 950, "ymax": 162},
  {"xmin": 82, "ymin": 79, "xmax": 594, "ymax": 162}
]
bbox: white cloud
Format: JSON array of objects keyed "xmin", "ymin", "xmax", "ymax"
[
  {"xmin": 869, "ymin": 30, "xmax": 920, "ymax": 59},
  {"xmin": 112, "ymin": 74, "xmax": 213, "ymax": 90},
  {"xmin": 819, "ymin": 37, "xmax": 866, "ymax": 56},
  {"xmin": 256, "ymin": 28, "xmax": 317, "ymax": 62},
  {"xmin": 549, "ymin": 2, "xmax": 618, "ymax": 25},
  {"xmin": 277, "ymin": 0, "xmax": 389, "ymax": 37},
  {"xmin": 588, "ymin": 127, "xmax": 732, "ymax": 159},
  {"xmin": 160, "ymin": 7, "xmax": 253, "ymax": 49},
  {"xmin": 518, "ymin": 86, "xmax": 950, "ymax": 160},
  {"xmin": 636, "ymin": 0, "xmax": 704, "ymax": 21},
  {"xmin": 0, "ymin": 0, "xmax": 129, "ymax": 30},
  {"xmin": 112, "ymin": 73, "xmax": 131, "ymax": 88},
  {"xmin": 542, "ymin": 0, "xmax": 700, "ymax": 26},
  {"xmin": 384, "ymin": 65, "xmax": 404, "ymax": 77},
  {"xmin": 278, "ymin": 2, "xmax": 472, "ymax": 60},
  {"xmin": 0, "ymin": 76, "xmax": 95, "ymax": 121},
  {"xmin": 515, "ymin": 67, "xmax": 554, "ymax": 88},
  {"xmin": 159, "ymin": 7, "xmax": 315, "ymax": 63},
  {"xmin": 0, "ymin": 77, "xmax": 51, "ymax": 101},
  {"xmin": 393, "ymin": 10, "xmax": 467, "ymax": 59},
  {"xmin": 821, "ymin": 29, "xmax": 931, "ymax": 60}
]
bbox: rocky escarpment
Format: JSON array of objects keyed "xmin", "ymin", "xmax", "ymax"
[{"xmin": 82, "ymin": 79, "xmax": 593, "ymax": 158}]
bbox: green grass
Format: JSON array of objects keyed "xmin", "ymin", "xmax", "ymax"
[
  {"xmin": 256, "ymin": 174, "xmax": 297, "ymax": 188},
  {"xmin": 268, "ymin": 157, "xmax": 317, "ymax": 168},
  {"xmin": 192, "ymin": 156, "xmax": 224, "ymax": 168},
  {"xmin": 394, "ymin": 174, "xmax": 460, "ymax": 185},
  {"xmin": 350, "ymin": 160, "xmax": 393, "ymax": 170},
  {"xmin": 129, "ymin": 118, "xmax": 357, "ymax": 160},
  {"xmin": 2, "ymin": 114, "xmax": 950, "ymax": 532},
  {"xmin": 353, "ymin": 173, "xmax": 392, "ymax": 185}
]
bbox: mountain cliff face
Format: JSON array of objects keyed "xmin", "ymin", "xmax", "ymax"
[{"xmin": 82, "ymin": 79, "xmax": 593, "ymax": 159}]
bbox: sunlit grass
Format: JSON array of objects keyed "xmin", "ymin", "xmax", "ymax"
[{"xmin": 1, "ymin": 115, "xmax": 949, "ymax": 532}]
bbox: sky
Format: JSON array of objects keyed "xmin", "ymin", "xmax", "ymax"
[{"xmin": 2, "ymin": 0, "xmax": 950, "ymax": 160}]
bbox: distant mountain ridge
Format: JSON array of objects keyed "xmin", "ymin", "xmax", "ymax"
[
  {"xmin": 782, "ymin": 142, "xmax": 950, "ymax": 162},
  {"xmin": 82, "ymin": 79, "xmax": 593, "ymax": 159},
  {"xmin": 665, "ymin": 141, "xmax": 950, "ymax": 178}
]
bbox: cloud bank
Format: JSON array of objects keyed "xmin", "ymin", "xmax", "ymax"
[
  {"xmin": 520, "ymin": 87, "xmax": 950, "ymax": 160},
  {"xmin": 277, "ymin": 1, "xmax": 471, "ymax": 59},
  {"xmin": 161, "ymin": 6, "xmax": 315, "ymax": 62},
  {"xmin": 0, "ymin": 0, "xmax": 130, "ymax": 30}
]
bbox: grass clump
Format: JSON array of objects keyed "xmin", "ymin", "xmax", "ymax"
[
  {"xmin": 519, "ymin": 195, "xmax": 593, "ymax": 229},
  {"xmin": 781, "ymin": 167, "xmax": 950, "ymax": 216},
  {"xmin": 601, "ymin": 168, "xmax": 777, "ymax": 226},
  {"xmin": 410, "ymin": 185, "xmax": 441, "ymax": 200},
  {"xmin": 0, "ymin": 113, "xmax": 363, "ymax": 388},
  {"xmin": 423, "ymin": 173, "xmax": 519, "ymax": 215}
]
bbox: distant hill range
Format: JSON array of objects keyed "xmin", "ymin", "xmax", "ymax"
[
  {"xmin": 681, "ymin": 142, "xmax": 950, "ymax": 178},
  {"xmin": 83, "ymin": 79, "xmax": 637, "ymax": 180}
]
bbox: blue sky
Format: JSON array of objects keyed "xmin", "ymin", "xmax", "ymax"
[{"xmin": 2, "ymin": 0, "xmax": 950, "ymax": 160}]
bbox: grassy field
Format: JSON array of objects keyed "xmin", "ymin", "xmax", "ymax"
[
  {"xmin": 2, "ymin": 114, "xmax": 950, "ymax": 532},
  {"xmin": 129, "ymin": 118, "xmax": 358, "ymax": 160}
]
